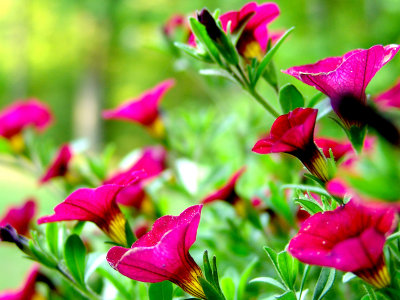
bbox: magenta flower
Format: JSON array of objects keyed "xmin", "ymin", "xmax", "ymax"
[
  {"xmin": 201, "ymin": 168, "xmax": 247, "ymax": 217},
  {"xmin": 0, "ymin": 199, "xmax": 36, "ymax": 237},
  {"xmin": 253, "ymin": 108, "xmax": 330, "ymax": 182},
  {"xmin": 374, "ymin": 78, "xmax": 400, "ymax": 110},
  {"xmin": 0, "ymin": 265, "xmax": 41, "ymax": 300},
  {"xmin": 104, "ymin": 146, "xmax": 166, "ymax": 209},
  {"xmin": 39, "ymin": 144, "xmax": 73, "ymax": 184},
  {"xmin": 107, "ymin": 205, "xmax": 206, "ymax": 299},
  {"xmin": 283, "ymin": 45, "xmax": 400, "ymax": 127},
  {"xmin": 37, "ymin": 177, "xmax": 143, "ymax": 245},
  {"xmin": 103, "ymin": 79, "xmax": 175, "ymax": 137},
  {"xmin": 0, "ymin": 99, "xmax": 52, "ymax": 151},
  {"xmin": 315, "ymin": 137, "xmax": 353, "ymax": 162},
  {"xmin": 220, "ymin": 2, "xmax": 280, "ymax": 60},
  {"xmin": 289, "ymin": 199, "xmax": 397, "ymax": 288}
]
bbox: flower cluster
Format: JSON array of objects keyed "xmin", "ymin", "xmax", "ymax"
[{"xmin": 1, "ymin": 2, "xmax": 400, "ymax": 300}]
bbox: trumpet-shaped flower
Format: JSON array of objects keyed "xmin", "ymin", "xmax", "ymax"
[
  {"xmin": 107, "ymin": 205, "xmax": 206, "ymax": 299},
  {"xmin": 253, "ymin": 108, "xmax": 330, "ymax": 182},
  {"xmin": 0, "ymin": 100, "xmax": 52, "ymax": 151},
  {"xmin": 103, "ymin": 79, "xmax": 175, "ymax": 137},
  {"xmin": 104, "ymin": 146, "xmax": 166, "ymax": 209},
  {"xmin": 289, "ymin": 199, "xmax": 397, "ymax": 288},
  {"xmin": 40, "ymin": 144, "xmax": 72, "ymax": 184},
  {"xmin": 282, "ymin": 45, "xmax": 400, "ymax": 127},
  {"xmin": 374, "ymin": 78, "xmax": 400, "ymax": 110},
  {"xmin": 38, "ymin": 173, "xmax": 144, "ymax": 246},
  {"xmin": 220, "ymin": 2, "xmax": 280, "ymax": 60},
  {"xmin": 201, "ymin": 168, "xmax": 245, "ymax": 205},
  {"xmin": 0, "ymin": 199, "xmax": 36, "ymax": 237}
]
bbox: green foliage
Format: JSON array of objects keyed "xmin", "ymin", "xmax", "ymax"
[
  {"xmin": 279, "ymin": 83, "xmax": 305, "ymax": 114},
  {"xmin": 149, "ymin": 281, "xmax": 173, "ymax": 300},
  {"xmin": 64, "ymin": 234, "xmax": 87, "ymax": 286},
  {"xmin": 312, "ymin": 268, "xmax": 336, "ymax": 300}
]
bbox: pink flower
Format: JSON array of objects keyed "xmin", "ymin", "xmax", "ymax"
[
  {"xmin": 0, "ymin": 265, "xmax": 41, "ymax": 300},
  {"xmin": 0, "ymin": 199, "xmax": 36, "ymax": 237},
  {"xmin": 220, "ymin": 2, "xmax": 280, "ymax": 59},
  {"xmin": 253, "ymin": 108, "xmax": 330, "ymax": 182},
  {"xmin": 104, "ymin": 146, "xmax": 167, "ymax": 208},
  {"xmin": 103, "ymin": 80, "xmax": 175, "ymax": 137},
  {"xmin": 107, "ymin": 205, "xmax": 206, "ymax": 299},
  {"xmin": 282, "ymin": 45, "xmax": 400, "ymax": 127},
  {"xmin": 0, "ymin": 99, "xmax": 52, "ymax": 140},
  {"xmin": 38, "ymin": 172, "xmax": 144, "ymax": 245},
  {"xmin": 201, "ymin": 168, "xmax": 245, "ymax": 205},
  {"xmin": 39, "ymin": 144, "xmax": 72, "ymax": 184},
  {"xmin": 314, "ymin": 137, "xmax": 353, "ymax": 162},
  {"xmin": 289, "ymin": 199, "xmax": 397, "ymax": 288},
  {"xmin": 374, "ymin": 78, "xmax": 400, "ymax": 110}
]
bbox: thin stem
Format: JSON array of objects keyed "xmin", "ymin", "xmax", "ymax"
[
  {"xmin": 56, "ymin": 265, "xmax": 101, "ymax": 300},
  {"xmin": 247, "ymin": 87, "xmax": 280, "ymax": 118}
]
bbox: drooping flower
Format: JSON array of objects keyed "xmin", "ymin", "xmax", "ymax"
[
  {"xmin": 107, "ymin": 205, "xmax": 206, "ymax": 299},
  {"xmin": 0, "ymin": 99, "xmax": 52, "ymax": 152},
  {"xmin": 282, "ymin": 45, "xmax": 400, "ymax": 128},
  {"xmin": 374, "ymin": 78, "xmax": 400, "ymax": 110},
  {"xmin": 219, "ymin": 2, "xmax": 280, "ymax": 60},
  {"xmin": 0, "ymin": 199, "xmax": 36, "ymax": 237},
  {"xmin": 0, "ymin": 265, "xmax": 42, "ymax": 300},
  {"xmin": 103, "ymin": 79, "xmax": 175, "ymax": 137},
  {"xmin": 104, "ymin": 146, "xmax": 167, "ymax": 209},
  {"xmin": 314, "ymin": 137, "xmax": 353, "ymax": 162},
  {"xmin": 39, "ymin": 144, "xmax": 73, "ymax": 184},
  {"xmin": 201, "ymin": 168, "xmax": 246, "ymax": 216},
  {"xmin": 289, "ymin": 199, "xmax": 397, "ymax": 288},
  {"xmin": 253, "ymin": 108, "xmax": 330, "ymax": 182},
  {"xmin": 38, "ymin": 173, "xmax": 144, "ymax": 246}
]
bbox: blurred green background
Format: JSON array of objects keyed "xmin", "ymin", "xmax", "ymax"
[{"xmin": 1, "ymin": 0, "xmax": 400, "ymax": 292}]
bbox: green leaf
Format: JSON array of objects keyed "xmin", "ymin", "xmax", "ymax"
[
  {"xmin": 46, "ymin": 223, "xmax": 59, "ymax": 257},
  {"xmin": 199, "ymin": 69, "xmax": 236, "ymax": 82},
  {"xmin": 342, "ymin": 272, "xmax": 356, "ymax": 283},
  {"xmin": 249, "ymin": 277, "xmax": 286, "ymax": 291},
  {"xmin": 237, "ymin": 258, "xmax": 258, "ymax": 300},
  {"xmin": 220, "ymin": 277, "xmax": 235, "ymax": 300},
  {"xmin": 262, "ymin": 60, "xmax": 279, "ymax": 92},
  {"xmin": 253, "ymin": 27, "xmax": 294, "ymax": 85},
  {"xmin": 312, "ymin": 268, "xmax": 335, "ymax": 300},
  {"xmin": 189, "ymin": 17, "xmax": 222, "ymax": 66},
  {"xmin": 294, "ymin": 198, "xmax": 323, "ymax": 215},
  {"xmin": 203, "ymin": 251, "xmax": 214, "ymax": 284},
  {"xmin": 281, "ymin": 184, "xmax": 331, "ymax": 197},
  {"xmin": 277, "ymin": 251, "xmax": 298, "ymax": 289},
  {"xmin": 149, "ymin": 281, "xmax": 173, "ymax": 300},
  {"xmin": 276, "ymin": 291, "xmax": 297, "ymax": 300},
  {"xmin": 125, "ymin": 220, "xmax": 135, "ymax": 247},
  {"xmin": 264, "ymin": 246, "xmax": 284, "ymax": 285},
  {"xmin": 212, "ymin": 256, "xmax": 222, "ymax": 293},
  {"xmin": 299, "ymin": 265, "xmax": 310, "ymax": 298},
  {"xmin": 279, "ymin": 84, "xmax": 305, "ymax": 113},
  {"xmin": 347, "ymin": 125, "xmax": 367, "ymax": 154},
  {"xmin": 199, "ymin": 277, "xmax": 225, "ymax": 300},
  {"xmin": 174, "ymin": 42, "xmax": 213, "ymax": 63},
  {"xmin": 64, "ymin": 234, "xmax": 86, "ymax": 286},
  {"xmin": 28, "ymin": 240, "xmax": 57, "ymax": 268}
]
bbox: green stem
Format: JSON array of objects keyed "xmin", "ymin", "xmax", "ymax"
[
  {"xmin": 56, "ymin": 265, "xmax": 101, "ymax": 300},
  {"xmin": 247, "ymin": 87, "xmax": 280, "ymax": 118}
]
